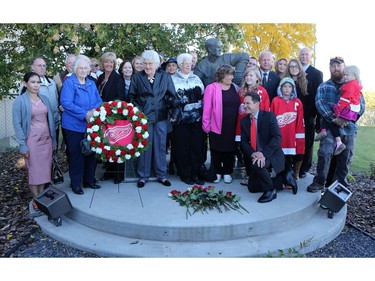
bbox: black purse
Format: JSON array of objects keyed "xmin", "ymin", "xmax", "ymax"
[{"xmin": 52, "ymin": 151, "xmax": 64, "ymax": 184}]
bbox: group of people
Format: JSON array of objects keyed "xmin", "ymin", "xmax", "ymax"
[{"xmin": 12, "ymin": 37, "xmax": 366, "ymax": 219}]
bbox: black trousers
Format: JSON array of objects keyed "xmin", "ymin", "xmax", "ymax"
[{"xmin": 173, "ymin": 122, "xmax": 203, "ymax": 179}]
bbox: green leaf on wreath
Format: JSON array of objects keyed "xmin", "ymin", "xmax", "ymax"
[{"xmin": 106, "ymin": 115, "xmax": 115, "ymax": 124}]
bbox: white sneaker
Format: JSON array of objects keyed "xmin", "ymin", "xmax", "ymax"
[
  {"xmin": 223, "ymin": 174, "xmax": 233, "ymax": 184},
  {"xmin": 213, "ymin": 174, "xmax": 222, "ymax": 183}
]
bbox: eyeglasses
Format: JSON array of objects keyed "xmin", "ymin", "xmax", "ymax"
[
  {"xmin": 33, "ymin": 64, "xmax": 46, "ymax": 68},
  {"xmin": 91, "ymin": 64, "xmax": 99, "ymax": 67},
  {"xmin": 289, "ymin": 65, "xmax": 298, "ymax": 69}
]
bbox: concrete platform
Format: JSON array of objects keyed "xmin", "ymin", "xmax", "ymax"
[{"xmin": 33, "ymin": 165, "xmax": 347, "ymax": 257}]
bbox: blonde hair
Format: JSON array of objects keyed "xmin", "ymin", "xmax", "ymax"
[
  {"xmin": 241, "ymin": 66, "xmax": 261, "ymax": 93},
  {"xmin": 344, "ymin": 65, "xmax": 362, "ymax": 86},
  {"xmin": 100, "ymin": 52, "xmax": 117, "ymax": 69},
  {"xmin": 287, "ymin": 59, "xmax": 308, "ymax": 96}
]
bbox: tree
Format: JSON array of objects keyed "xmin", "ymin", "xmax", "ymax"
[
  {"xmin": 238, "ymin": 23, "xmax": 317, "ymax": 61},
  {"xmin": 0, "ymin": 23, "xmax": 243, "ymax": 100}
]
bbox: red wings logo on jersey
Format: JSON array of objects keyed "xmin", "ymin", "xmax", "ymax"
[
  {"xmin": 104, "ymin": 120, "xmax": 134, "ymax": 146},
  {"xmin": 276, "ymin": 112, "xmax": 297, "ymax": 128}
]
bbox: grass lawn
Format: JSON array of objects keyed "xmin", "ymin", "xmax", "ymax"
[{"xmin": 312, "ymin": 126, "xmax": 375, "ymax": 175}]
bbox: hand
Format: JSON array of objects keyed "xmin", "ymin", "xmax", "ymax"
[
  {"xmin": 85, "ymin": 110, "xmax": 94, "ymax": 122},
  {"xmin": 333, "ymin": 117, "xmax": 349, "ymax": 127},
  {"xmin": 59, "ymin": 105, "xmax": 64, "ymax": 112}
]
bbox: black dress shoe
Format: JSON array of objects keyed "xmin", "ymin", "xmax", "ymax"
[
  {"xmin": 182, "ymin": 177, "xmax": 194, "ymax": 185},
  {"xmin": 158, "ymin": 179, "xmax": 171, "ymax": 186},
  {"xmin": 137, "ymin": 180, "xmax": 145, "ymax": 188},
  {"xmin": 258, "ymin": 189, "xmax": 277, "ymax": 203},
  {"xmin": 299, "ymin": 171, "xmax": 307, "ymax": 178},
  {"xmin": 192, "ymin": 176, "xmax": 204, "ymax": 185},
  {"xmin": 72, "ymin": 186, "xmax": 84, "ymax": 195},
  {"xmin": 83, "ymin": 182, "xmax": 101, "ymax": 189}
]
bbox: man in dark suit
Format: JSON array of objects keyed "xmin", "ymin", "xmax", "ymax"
[
  {"xmin": 258, "ymin": 51, "xmax": 281, "ymax": 101},
  {"xmin": 298, "ymin": 47, "xmax": 323, "ymax": 178},
  {"xmin": 240, "ymin": 92, "xmax": 285, "ymax": 203}
]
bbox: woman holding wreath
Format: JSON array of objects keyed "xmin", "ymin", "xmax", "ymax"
[{"xmin": 60, "ymin": 55, "xmax": 103, "ymax": 195}]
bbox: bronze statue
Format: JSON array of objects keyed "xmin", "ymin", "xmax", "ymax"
[{"xmin": 194, "ymin": 38, "xmax": 249, "ymax": 87}]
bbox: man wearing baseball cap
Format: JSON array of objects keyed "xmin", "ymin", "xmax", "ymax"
[{"xmin": 307, "ymin": 56, "xmax": 365, "ymax": 193}]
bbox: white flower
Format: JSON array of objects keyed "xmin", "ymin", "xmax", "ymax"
[
  {"xmin": 92, "ymin": 125, "xmax": 99, "ymax": 132},
  {"xmin": 112, "ymin": 109, "xmax": 118, "ymax": 114},
  {"xmin": 141, "ymin": 118, "xmax": 147, "ymax": 124},
  {"xmin": 104, "ymin": 145, "xmax": 111, "ymax": 151},
  {"xmin": 96, "ymin": 147, "xmax": 102, "ymax": 154},
  {"xmin": 126, "ymin": 144, "xmax": 134, "ymax": 150},
  {"xmin": 123, "ymin": 109, "xmax": 128, "ymax": 116},
  {"xmin": 87, "ymin": 135, "xmax": 92, "ymax": 141},
  {"xmin": 125, "ymin": 154, "xmax": 131, "ymax": 160},
  {"xmin": 109, "ymin": 157, "xmax": 114, "ymax": 162},
  {"xmin": 132, "ymin": 115, "xmax": 138, "ymax": 121},
  {"xmin": 100, "ymin": 115, "xmax": 106, "ymax": 122},
  {"xmin": 138, "ymin": 143, "xmax": 144, "ymax": 149},
  {"xmin": 117, "ymin": 158, "xmax": 123, "ymax": 163},
  {"xmin": 127, "ymin": 103, "xmax": 134, "ymax": 107},
  {"xmin": 95, "ymin": 136, "xmax": 101, "ymax": 142},
  {"xmin": 135, "ymin": 126, "xmax": 142, "ymax": 133},
  {"xmin": 117, "ymin": 102, "xmax": 122, "ymax": 108},
  {"xmin": 135, "ymin": 151, "xmax": 140, "ymax": 157},
  {"xmin": 143, "ymin": 131, "xmax": 149, "ymax": 139},
  {"xmin": 87, "ymin": 128, "xmax": 93, "ymax": 134},
  {"xmin": 133, "ymin": 107, "xmax": 138, "ymax": 113},
  {"xmin": 115, "ymin": 149, "xmax": 121, "ymax": 156},
  {"xmin": 93, "ymin": 111, "xmax": 100, "ymax": 117}
]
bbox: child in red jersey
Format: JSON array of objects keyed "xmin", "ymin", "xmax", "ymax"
[{"xmin": 271, "ymin": 77, "xmax": 305, "ymax": 194}]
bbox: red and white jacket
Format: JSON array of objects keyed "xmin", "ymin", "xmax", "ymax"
[
  {"xmin": 235, "ymin": 85, "xmax": 270, "ymax": 141},
  {"xmin": 271, "ymin": 93, "xmax": 305, "ymax": 156}
]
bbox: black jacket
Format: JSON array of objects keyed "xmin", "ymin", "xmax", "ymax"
[
  {"xmin": 129, "ymin": 69, "xmax": 179, "ymax": 123},
  {"xmin": 240, "ymin": 110, "xmax": 285, "ymax": 174},
  {"xmin": 97, "ymin": 70, "xmax": 125, "ymax": 102}
]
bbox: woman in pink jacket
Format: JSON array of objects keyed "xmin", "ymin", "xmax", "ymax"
[{"xmin": 202, "ymin": 64, "xmax": 240, "ymax": 184}]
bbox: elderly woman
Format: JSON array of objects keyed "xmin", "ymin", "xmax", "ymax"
[
  {"xmin": 171, "ymin": 53, "xmax": 205, "ymax": 185},
  {"xmin": 60, "ymin": 55, "xmax": 103, "ymax": 195},
  {"xmin": 129, "ymin": 50, "xmax": 179, "ymax": 188},
  {"xmin": 96, "ymin": 52, "xmax": 126, "ymax": 184},
  {"xmin": 202, "ymin": 64, "xmax": 241, "ymax": 184}
]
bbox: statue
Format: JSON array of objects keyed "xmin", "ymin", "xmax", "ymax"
[{"xmin": 194, "ymin": 38, "xmax": 249, "ymax": 87}]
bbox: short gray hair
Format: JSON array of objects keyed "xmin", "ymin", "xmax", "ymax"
[
  {"xmin": 72, "ymin": 55, "xmax": 90, "ymax": 73},
  {"xmin": 177, "ymin": 53, "xmax": 192, "ymax": 66},
  {"xmin": 141, "ymin": 50, "xmax": 160, "ymax": 67}
]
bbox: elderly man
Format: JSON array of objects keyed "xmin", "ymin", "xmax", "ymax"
[
  {"xmin": 307, "ymin": 56, "xmax": 366, "ymax": 192},
  {"xmin": 194, "ymin": 37, "xmax": 249, "ymax": 87}
]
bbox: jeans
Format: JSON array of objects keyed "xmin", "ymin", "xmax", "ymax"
[{"xmin": 313, "ymin": 130, "xmax": 356, "ymax": 187}]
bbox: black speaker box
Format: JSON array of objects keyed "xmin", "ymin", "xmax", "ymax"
[
  {"xmin": 34, "ymin": 186, "xmax": 72, "ymax": 219},
  {"xmin": 319, "ymin": 180, "xmax": 352, "ymax": 213}
]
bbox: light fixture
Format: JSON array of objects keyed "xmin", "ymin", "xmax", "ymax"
[{"xmin": 319, "ymin": 180, "xmax": 352, "ymax": 218}]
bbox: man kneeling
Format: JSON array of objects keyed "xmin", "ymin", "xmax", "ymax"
[{"xmin": 240, "ymin": 92, "xmax": 285, "ymax": 203}]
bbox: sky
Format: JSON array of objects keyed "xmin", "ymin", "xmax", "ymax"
[{"xmin": 2, "ymin": 0, "xmax": 373, "ymax": 277}]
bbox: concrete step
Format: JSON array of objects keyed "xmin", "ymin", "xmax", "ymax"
[{"xmin": 33, "ymin": 172, "xmax": 347, "ymax": 257}]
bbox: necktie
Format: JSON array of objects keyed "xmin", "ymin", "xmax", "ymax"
[
  {"xmin": 251, "ymin": 115, "xmax": 257, "ymax": 151},
  {"xmin": 262, "ymin": 72, "xmax": 267, "ymax": 87}
]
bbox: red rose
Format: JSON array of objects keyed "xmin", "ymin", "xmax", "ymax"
[
  {"xmin": 134, "ymin": 121, "xmax": 141, "ymax": 127},
  {"xmin": 105, "ymin": 107, "xmax": 111, "ymax": 114},
  {"xmin": 142, "ymin": 124, "xmax": 148, "ymax": 130},
  {"xmin": 95, "ymin": 118, "xmax": 102, "ymax": 125},
  {"xmin": 112, "ymin": 101, "xmax": 118, "ymax": 107},
  {"xmin": 141, "ymin": 139, "xmax": 147, "ymax": 146},
  {"xmin": 91, "ymin": 132, "xmax": 98, "ymax": 139},
  {"xmin": 136, "ymin": 133, "xmax": 142, "ymax": 139},
  {"xmin": 117, "ymin": 107, "xmax": 123, "ymax": 114},
  {"xmin": 129, "ymin": 149, "xmax": 135, "ymax": 155},
  {"xmin": 87, "ymin": 123, "xmax": 93, "ymax": 128},
  {"xmin": 226, "ymin": 192, "xmax": 232, "ymax": 196},
  {"xmin": 128, "ymin": 110, "xmax": 134, "ymax": 117},
  {"xmin": 171, "ymin": 190, "xmax": 180, "ymax": 195}
]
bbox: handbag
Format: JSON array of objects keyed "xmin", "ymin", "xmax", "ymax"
[
  {"xmin": 80, "ymin": 138, "xmax": 93, "ymax": 156},
  {"xmin": 52, "ymin": 152, "xmax": 64, "ymax": 184}
]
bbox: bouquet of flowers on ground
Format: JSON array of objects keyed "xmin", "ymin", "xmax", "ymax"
[{"xmin": 169, "ymin": 185, "xmax": 249, "ymax": 219}]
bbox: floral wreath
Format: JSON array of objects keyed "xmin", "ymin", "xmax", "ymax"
[{"xmin": 86, "ymin": 101, "xmax": 149, "ymax": 163}]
